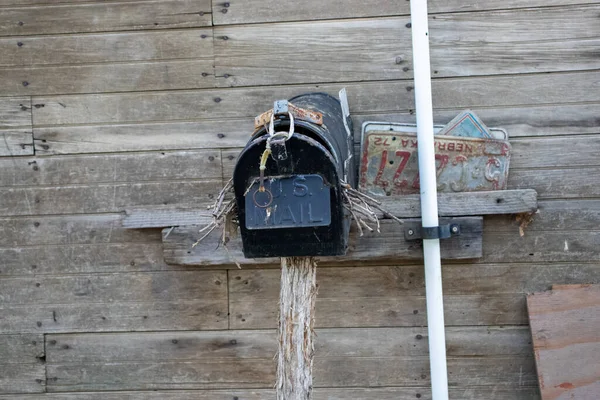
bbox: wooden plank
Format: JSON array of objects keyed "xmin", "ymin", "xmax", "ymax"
[
  {"xmin": 0, "ymin": 364, "xmax": 45, "ymax": 394},
  {"xmin": 0, "ymin": 0, "xmax": 211, "ymax": 36},
  {"xmin": 0, "ymin": 97, "xmax": 31, "ymax": 128},
  {"xmin": 0, "ymin": 0, "xmax": 154, "ymax": 5},
  {"xmin": 0, "ymin": 130, "xmax": 33, "ymax": 156},
  {"xmin": 32, "ymin": 71, "xmax": 600, "ymax": 126},
  {"xmin": 0, "ymin": 387, "xmax": 542, "ymax": 400},
  {"xmin": 0, "ymin": 96, "xmax": 33, "ymax": 156},
  {"xmin": 214, "ymin": 7, "xmax": 600, "ymax": 86},
  {"xmin": 527, "ymin": 285, "xmax": 600, "ymax": 400},
  {"xmin": 47, "ymin": 327, "xmax": 530, "ymax": 361},
  {"xmin": 229, "ymin": 264, "xmax": 600, "ymax": 329},
  {"xmin": 0, "ymin": 271, "xmax": 227, "ymax": 333},
  {"xmin": 510, "ymin": 135, "xmax": 600, "ymax": 169},
  {"xmin": 483, "ymin": 231, "xmax": 600, "ymax": 263},
  {"xmin": 45, "ymin": 327, "xmax": 536, "ymax": 391},
  {"xmin": 163, "ymin": 217, "xmax": 482, "ymax": 266},
  {"xmin": 214, "ymin": 18, "xmax": 410, "ymax": 87},
  {"xmin": 123, "ymin": 208, "xmax": 211, "ymax": 229},
  {"xmin": 508, "ymin": 167, "xmax": 600, "ymax": 199},
  {"xmin": 45, "ymin": 356, "xmax": 536, "ymax": 391},
  {"xmin": 33, "ymin": 120, "xmax": 245, "ymax": 155},
  {"xmin": 0, "ymin": 334, "xmax": 45, "ymax": 394},
  {"xmin": 0, "ymin": 271, "xmax": 225, "ymax": 305},
  {"xmin": 1, "ymin": 300, "xmax": 227, "ymax": 334},
  {"xmin": 379, "ymin": 190, "xmax": 537, "ymax": 218},
  {"xmin": 0, "ymin": 214, "xmax": 160, "ymax": 247},
  {"xmin": 352, "ymin": 103, "xmax": 600, "ymax": 139},
  {"xmin": 35, "ymin": 102, "xmax": 600, "ymax": 155},
  {"xmin": 485, "ymin": 199, "xmax": 600, "ymax": 233},
  {"xmin": 127, "ymin": 189, "xmax": 535, "ymax": 229},
  {"xmin": 1, "ymin": 60, "xmax": 215, "ymax": 96},
  {"xmin": 0, "ymin": 179, "xmax": 222, "ymax": 217},
  {"xmin": 0, "ymin": 243, "xmax": 168, "ymax": 276},
  {"xmin": 0, "ymin": 29, "xmax": 213, "ymax": 67},
  {"xmin": 0, "ymin": 334, "xmax": 44, "ymax": 363},
  {"xmin": 0, "ymin": 150, "xmax": 221, "ymax": 187},
  {"xmin": 213, "ymin": 0, "xmax": 599, "ymax": 25}
]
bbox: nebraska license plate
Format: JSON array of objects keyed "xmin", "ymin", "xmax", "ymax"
[
  {"xmin": 245, "ymin": 175, "xmax": 331, "ymax": 230},
  {"xmin": 359, "ymin": 132, "xmax": 511, "ymax": 196}
]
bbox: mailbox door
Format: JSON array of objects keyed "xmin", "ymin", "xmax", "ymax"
[{"xmin": 233, "ymin": 133, "xmax": 348, "ymax": 258}]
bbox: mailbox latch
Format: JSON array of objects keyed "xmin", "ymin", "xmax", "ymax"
[{"xmin": 405, "ymin": 224, "xmax": 460, "ymax": 240}]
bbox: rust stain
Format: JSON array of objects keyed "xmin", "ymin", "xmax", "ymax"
[{"xmin": 557, "ymin": 382, "xmax": 575, "ymax": 389}]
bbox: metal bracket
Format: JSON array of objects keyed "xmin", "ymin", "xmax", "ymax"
[
  {"xmin": 273, "ymin": 99, "xmax": 289, "ymax": 115},
  {"xmin": 405, "ymin": 224, "xmax": 460, "ymax": 240}
]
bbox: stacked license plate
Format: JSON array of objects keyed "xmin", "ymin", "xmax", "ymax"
[{"xmin": 359, "ymin": 111, "xmax": 511, "ymax": 196}]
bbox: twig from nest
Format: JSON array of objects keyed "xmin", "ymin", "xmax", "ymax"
[
  {"xmin": 192, "ymin": 178, "xmax": 238, "ymax": 248},
  {"xmin": 341, "ymin": 182, "xmax": 403, "ymax": 236}
]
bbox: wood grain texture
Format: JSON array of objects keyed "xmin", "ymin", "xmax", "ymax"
[
  {"xmin": 485, "ymin": 199, "xmax": 600, "ymax": 233},
  {"xmin": 0, "ymin": 179, "xmax": 222, "ymax": 217},
  {"xmin": 0, "ymin": 271, "xmax": 227, "ymax": 334},
  {"xmin": 0, "ymin": 334, "xmax": 45, "ymax": 394},
  {"xmin": 0, "ymin": 213, "xmax": 159, "ymax": 247},
  {"xmin": 0, "ymin": 97, "xmax": 31, "ymax": 128},
  {"xmin": 0, "ymin": 334, "xmax": 44, "ymax": 363},
  {"xmin": 214, "ymin": 7, "xmax": 600, "ymax": 86},
  {"xmin": 510, "ymin": 135, "xmax": 600, "ymax": 169},
  {"xmin": 0, "ymin": 29, "xmax": 213, "ymax": 67},
  {"xmin": 0, "ymin": 150, "xmax": 221, "ymax": 186},
  {"xmin": 229, "ymin": 264, "xmax": 600, "ymax": 329},
  {"xmin": 483, "ymin": 231, "xmax": 600, "ymax": 263},
  {"xmin": 45, "ymin": 355, "xmax": 536, "ymax": 391},
  {"xmin": 0, "ymin": 0, "xmax": 211, "ymax": 36},
  {"xmin": 0, "ymin": 97, "xmax": 33, "ymax": 156},
  {"xmin": 352, "ymin": 103, "xmax": 600, "ymax": 139},
  {"xmin": 0, "ymin": 0, "xmax": 156, "ymax": 5},
  {"xmin": 0, "ymin": 243, "xmax": 168, "ymax": 276},
  {"xmin": 33, "ymin": 120, "xmax": 245, "ymax": 155},
  {"xmin": 0, "ymin": 130, "xmax": 33, "ymax": 156},
  {"xmin": 1, "ymin": 60, "xmax": 215, "ymax": 96},
  {"xmin": 35, "ymin": 102, "xmax": 600, "ymax": 155},
  {"xmin": 527, "ymin": 285, "xmax": 600, "ymax": 400},
  {"xmin": 44, "ymin": 327, "xmax": 535, "ymax": 391},
  {"xmin": 123, "ymin": 208, "xmax": 211, "ymax": 229},
  {"xmin": 32, "ymin": 71, "xmax": 600, "ymax": 126},
  {"xmin": 162, "ymin": 217, "xmax": 483, "ymax": 266},
  {"xmin": 0, "ymin": 364, "xmax": 45, "ymax": 394},
  {"xmin": 213, "ymin": 0, "xmax": 600, "ymax": 24},
  {"xmin": 214, "ymin": 18, "xmax": 409, "ymax": 87},
  {"xmin": 0, "ymin": 387, "xmax": 541, "ymax": 400},
  {"xmin": 508, "ymin": 167, "xmax": 600, "ymax": 199}
]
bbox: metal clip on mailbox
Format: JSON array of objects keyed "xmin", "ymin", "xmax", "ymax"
[{"xmin": 233, "ymin": 92, "xmax": 355, "ymax": 258}]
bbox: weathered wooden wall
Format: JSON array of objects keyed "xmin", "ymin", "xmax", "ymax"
[{"xmin": 0, "ymin": 1, "xmax": 599, "ymax": 398}]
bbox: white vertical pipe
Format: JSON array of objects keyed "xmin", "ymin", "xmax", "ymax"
[{"xmin": 409, "ymin": 1, "xmax": 450, "ymax": 399}]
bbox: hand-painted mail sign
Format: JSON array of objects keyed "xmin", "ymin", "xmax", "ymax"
[{"xmin": 359, "ymin": 132, "xmax": 511, "ymax": 196}]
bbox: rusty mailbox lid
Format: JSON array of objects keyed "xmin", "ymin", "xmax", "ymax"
[{"xmin": 359, "ymin": 124, "xmax": 511, "ymax": 196}]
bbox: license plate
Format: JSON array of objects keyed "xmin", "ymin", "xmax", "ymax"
[
  {"xmin": 359, "ymin": 132, "xmax": 511, "ymax": 196},
  {"xmin": 245, "ymin": 175, "xmax": 331, "ymax": 230}
]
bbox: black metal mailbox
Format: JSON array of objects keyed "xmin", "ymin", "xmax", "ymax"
[{"xmin": 233, "ymin": 91, "xmax": 355, "ymax": 258}]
